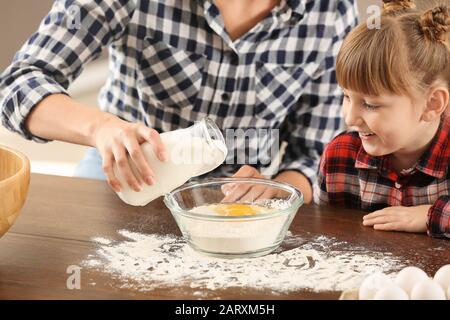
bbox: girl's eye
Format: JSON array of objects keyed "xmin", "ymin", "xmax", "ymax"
[
  {"xmin": 363, "ymin": 102, "xmax": 379, "ymax": 110},
  {"xmin": 343, "ymin": 94, "xmax": 350, "ymax": 100}
]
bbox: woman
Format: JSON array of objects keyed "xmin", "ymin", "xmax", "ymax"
[{"xmin": 0, "ymin": 0, "xmax": 358, "ymax": 203}]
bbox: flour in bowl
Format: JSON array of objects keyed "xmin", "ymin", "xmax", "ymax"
[
  {"xmin": 173, "ymin": 199, "xmax": 296, "ymax": 255},
  {"xmin": 180, "ymin": 202, "xmax": 289, "ymax": 255},
  {"xmin": 82, "ymin": 230, "xmax": 405, "ymax": 293}
]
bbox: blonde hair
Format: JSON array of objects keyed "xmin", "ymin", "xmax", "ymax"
[
  {"xmin": 383, "ymin": 0, "xmax": 416, "ymax": 13},
  {"xmin": 336, "ymin": 0, "xmax": 450, "ymax": 97}
]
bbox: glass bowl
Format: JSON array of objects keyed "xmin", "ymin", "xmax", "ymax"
[{"xmin": 163, "ymin": 178, "xmax": 303, "ymax": 258}]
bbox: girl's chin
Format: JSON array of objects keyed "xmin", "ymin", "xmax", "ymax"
[{"xmin": 361, "ymin": 140, "xmax": 390, "ymax": 157}]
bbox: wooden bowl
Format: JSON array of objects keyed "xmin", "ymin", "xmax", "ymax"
[{"xmin": 0, "ymin": 145, "xmax": 30, "ymax": 238}]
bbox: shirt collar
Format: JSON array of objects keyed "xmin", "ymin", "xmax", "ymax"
[
  {"xmin": 355, "ymin": 117, "xmax": 450, "ymax": 180},
  {"xmin": 415, "ymin": 117, "xmax": 450, "ymax": 179},
  {"xmin": 203, "ymin": 1, "xmax": 236, "ymax": 50},
  {"xmin": 285, "ymin": 0, "xmax": 306, "ymax": 21},
  {"xmin": 202, "ymin": 0, "xmax": 306, "ymax": 40}
]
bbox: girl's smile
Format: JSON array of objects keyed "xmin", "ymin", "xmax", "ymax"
[{"xmin": 358, "ymin": 131, "xmax": 376, "ymax": 139}]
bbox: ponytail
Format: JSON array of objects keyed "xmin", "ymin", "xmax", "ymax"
[
  {"xmin": 382, "ymin": 0, "xmax": 416, "ymax": 13},
  {"xmin": 419, "ymin": 5, "xmax": 450, "ymax": 49}
]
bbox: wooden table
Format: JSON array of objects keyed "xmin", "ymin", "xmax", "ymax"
[{"xmin": 0, "ymin": 173, "xmax": 448, "ymax": 300}]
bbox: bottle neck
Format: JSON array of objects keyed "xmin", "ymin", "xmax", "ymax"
[{"xmin": 200, "ymin": 117, "xmax": 226, "ymax": 151}]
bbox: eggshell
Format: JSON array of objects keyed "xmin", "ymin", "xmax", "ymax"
[
  {"xmin": 433, "ymin": 264, "xmax": 450, "ymax": 292},
  {"xmin": 394, "ymin": 266, "xmax": 429, "ymax": 295},
  {"xmin": 447, "ymin": 284, "xmax": 450, "ymax": 300},
  {"xmin": 373, "ymin": 284, "xmax": 409, "ymax": 300},
  {"xmin": 359, "ymin": 273, "xmax": 393, "ymax": 300},
  {"xmin": 410, "ymin": 279, "xmax": 446, "ymax": 300}
]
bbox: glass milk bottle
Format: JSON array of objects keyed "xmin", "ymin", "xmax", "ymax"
[{"xmin": 113, "ymin": 117, "xmax": 228, "ymax": 206}]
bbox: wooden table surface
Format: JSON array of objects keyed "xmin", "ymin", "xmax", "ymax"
[{"xmin": 0, "ymin": 173, "xmax": 448, "ymax": 300}]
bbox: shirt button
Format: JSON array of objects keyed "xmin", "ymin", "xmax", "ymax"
[
  {"xmin": 395, "ymin": 182, "xmax": 402, "ymax": 189},
  {"xmin": 230, "ymin": 54, "xmax": 239, "ymax": 65},
  {"xmin": 221, "ymin": 93, "xmax": 230, "ymax": 101}
]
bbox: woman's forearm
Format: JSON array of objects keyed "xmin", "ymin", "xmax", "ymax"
[
  {"xmin": 275, "ymin": 170, "xmax": 313, "ymax": 203},
  {"xmin": 24, "ymin": 93, "xmax": 114, "ymax": 147},
  {"xmin": 25, "ymin": 93, "xmax": 168, "ymax": 192}
]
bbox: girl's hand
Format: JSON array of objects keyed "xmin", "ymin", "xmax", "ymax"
[
  {"xmin": 362, "ymin": 205, "xmax": 431, "ymax": 233},
  {"xmin": 221, "ymin": 165, "xmax": 281, "ymax": 202},
  {"xmin": 94, "ymin": 115, "xmax": 168, "ymax": 192}
]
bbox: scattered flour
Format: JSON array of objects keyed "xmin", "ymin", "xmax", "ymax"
[
  {"xmin": 92, "ymin": 237, "xmax": 113, "ymax": 245},
  {"xmin": 82, "ymin": 230, "xmax": 406, "ymax": 293}
]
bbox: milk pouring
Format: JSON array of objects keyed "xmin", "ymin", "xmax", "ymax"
[{"xmin": 113, "ymin": 118, "xmax": 228, "ymax": 206}]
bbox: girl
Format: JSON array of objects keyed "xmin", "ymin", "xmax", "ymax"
[{"xmin": 315, "ymin": 0, "xmax": 450, "ymax": 238}]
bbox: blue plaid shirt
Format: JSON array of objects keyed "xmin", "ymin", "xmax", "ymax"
[{"xmin": 0, "ymin": 0, "xmax": 358, "ymax": 182}]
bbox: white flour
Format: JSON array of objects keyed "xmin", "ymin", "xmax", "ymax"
[
  {"xmin": 82, "ymin": 230, "xmax": 406, "ymax": 293},
  {"xmin": 182, "ymin": 202, "xmax": 290, "ymax": 254}
]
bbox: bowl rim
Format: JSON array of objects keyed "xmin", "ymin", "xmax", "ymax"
[
  {"xmin": 163, "ymin": 177, "xmax": 304, "ymax": 221},
  {"xmin": 0, "ymin": 144, "xmax": 30, "ymax": 187}
]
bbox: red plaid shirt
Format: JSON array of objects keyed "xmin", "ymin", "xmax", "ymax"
[{"xmin": 315, "ymin": 117, "xmax": 450, "ymax": 239}]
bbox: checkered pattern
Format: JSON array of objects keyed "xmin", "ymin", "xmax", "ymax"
[
  {"xmin": 314, "ymin": 118, "xmax": 450, "ymax": 238},
  {"xmin": 0, "ymin": 0, "xmax": 358, "ymax": 182}
]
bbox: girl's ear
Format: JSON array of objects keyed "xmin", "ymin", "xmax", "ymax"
[{"xmin": 421, "ymin": 85, "xmax": 449, "ymax": 122}]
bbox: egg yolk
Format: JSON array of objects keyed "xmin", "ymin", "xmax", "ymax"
[{"xmin": 214, "ymin": 204, "xmax": 264, "ymax": 216}]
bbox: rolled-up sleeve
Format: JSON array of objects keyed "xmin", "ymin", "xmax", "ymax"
[
  {"xmin": 0, "ymin": 0, "xmax": 136, "ymax": 142},
  {"xmin": 278, "ymin": 0, "xmax": 358, "ymax": 185},
  {"xmin": 427, "ymin": 196, "xmax": 450, "ymax": 239}
]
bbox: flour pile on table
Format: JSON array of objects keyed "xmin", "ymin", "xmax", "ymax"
[{"xmin": 82, "ymin": 230, "xmax": 405, "ymax": 293}]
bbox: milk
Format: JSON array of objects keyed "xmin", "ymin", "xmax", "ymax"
[{"xmin": 114, "ymin": 119, "xmax": 227, "ymax": 206}]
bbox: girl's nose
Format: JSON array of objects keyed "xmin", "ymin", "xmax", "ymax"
[{"xmin": 344, "ymin": 103, "xmax": 363, "ymax": 128}]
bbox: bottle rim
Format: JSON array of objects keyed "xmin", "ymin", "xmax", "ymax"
[{"xmin": 200, "ymin": 117, "xmax": 226, "ymax": 147}]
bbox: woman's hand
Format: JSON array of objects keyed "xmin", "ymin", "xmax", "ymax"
[
  {"xmin": 93, "ymin": 115, "xmax": 168, "ymax": 192},
  {"xmin": 362, "ymin": 205, "xmax": 431, "ymax": 233},
  {"xmin": 221, "ymin": 165, "xmax": 281, "ymax": 202}
]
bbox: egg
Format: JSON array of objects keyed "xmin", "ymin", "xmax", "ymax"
[
  {"xmin": 447, "ymin": 284, "xmax": 450, "ymax": 299},
  {"xmin": 433, "ymin": 264, "xmax": 450, "ymax": 292},
  {"xmin": 190, "ymin": 203, "xmax": 275, "ymax": 217},
  {"xmin": 359, "ymin": 272, "xmax": 393, "ymax": 300},
  {"xmin": 394, "ymin": 266, "xmax": 429, "ymax": 295},
  {"xmin": 214, "ymin": 204, "xmax": 269, "ymax": 216},
  {"xmin": 373, "ymin": 284, "xmax": 409, "ymax": 300},
  {"xmin": 410, "ymin": 279, "xmax": 446, "ymax": 300}
]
